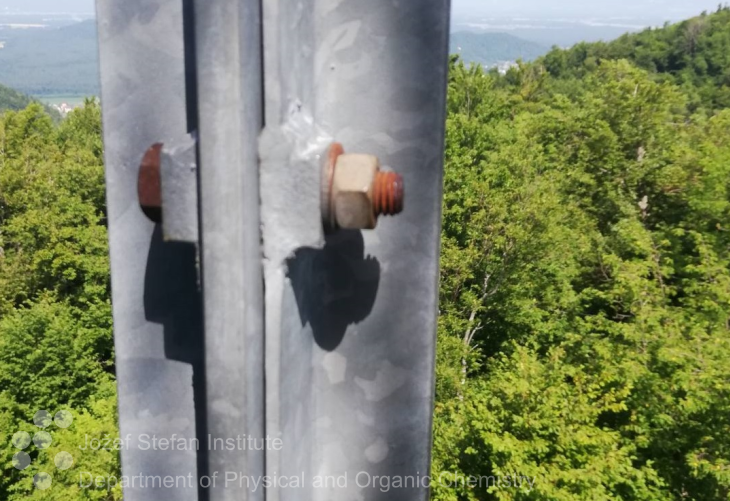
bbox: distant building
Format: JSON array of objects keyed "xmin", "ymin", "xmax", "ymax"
[
  {"xmin": 52, "ymin": 103, "xmax": 77, "ymax": 115},
  {"xmin": 494, "ymin": 61, "xmax": 519, "ymax": 75}
]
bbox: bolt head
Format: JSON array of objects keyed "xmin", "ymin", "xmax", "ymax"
[
  {"xmin": 138, "ymin": 143, "xmax": 163, "ymax": 223},
  {"xmin": 322, "ymin": 142, "xmax": 344, "ymax": 230},
  {"xmin": 334, "ymin": 192, "xmax": 375, "ymax": 229},
  {"xmin": 331, "ymin": 153, "xmax": 379, "ymax": 230}
]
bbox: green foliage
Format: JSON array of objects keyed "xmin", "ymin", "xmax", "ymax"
[
  {"xmin": 0, "ymin": 83, "xmax": 43, "ymax": 113},
  {"xmin": 0, "ymin": 101, "xmax": 119, "ymax": 500},
  {"xmin": 0, "ymin": 82, "xmax": 60, "ymax": 120},
  {"xmin": 541, "ymin": 6, "xmax": 730, "ymax": 113},
  {"xmin": 434, "ymin": 12, "xmax": 730, "ymax": 497}
]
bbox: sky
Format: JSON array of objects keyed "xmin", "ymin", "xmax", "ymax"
[
  {"xmin": 451, "ymin": 0, "xmax": 727, "ymax": 20},
  {"xmin": 0, "ymin": 0, "xmax": 723, "ymax": 21},
  {"xmin": 0, "ymin": 0, "xmax": 94, "ymax": 13}
]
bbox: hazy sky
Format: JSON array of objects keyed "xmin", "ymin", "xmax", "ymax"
[
  {"xmin": 0, "ymin": 0, "xmax": 93, "ymax": 13},
  {"xmin": 452, "ymin": 0, "xmax": 726, "ymax": 20},
  {"xmin": 0, "ymin": 0, "xmax": 723, "ymax": 20}
]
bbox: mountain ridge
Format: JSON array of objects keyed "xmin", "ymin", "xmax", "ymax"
[
  {"xmin": 0, "ymin": 19, "xmax": 99, "ymax": 96},
  {"xmin": 450, "ymin": 31, "xmax": 549, "ymax": 67},
  {"xmin": 0, "ymin": 81, "xmax": 60, "ymax": 118}
]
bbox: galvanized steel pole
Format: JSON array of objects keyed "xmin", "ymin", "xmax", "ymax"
[
  {"xmin": 260, "ymin": 1, "xmax": 451, "ymax": 499},
  {"xmin": 193, "ymin": 1, "xmax": 265, "ymax": 500},
  {"xmin": 97, "ymin": 1, "xmax": 202, "ymax": 499},
  {"xmin": 97, "ymin": 0, "xmax": 450, "ymax": 499}
]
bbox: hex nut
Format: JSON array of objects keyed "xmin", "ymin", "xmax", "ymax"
[
  {"xmin": 138, "ymin": 143, "xmax": 163, "ymax": 223},
  {"xmin": 331, "ymin": 153, "xmax": 380, "ymax": 230}
]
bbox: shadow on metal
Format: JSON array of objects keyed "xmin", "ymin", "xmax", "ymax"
[
  {"xmin": 287, "ymin": 230, "xmax": 380, "ymax": 351},
  {"xmin": 143, "ymin": 226, "xmax": 209, "ymax": 501}
]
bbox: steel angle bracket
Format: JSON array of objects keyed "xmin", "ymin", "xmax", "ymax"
[
  {"xmin": 97, "ymin": 1, "xmax": 204, "ymax": 500},
  {"xmin": 259, "ymin": 1, "xmax": 451, "ymax": 500},
  {"xmin": 97, "ymin": 0, "xmax": 450, "ymax": 499},
  {"xmin": 97, "ymin": 1, "xmax": 264, "ymax": 500},
  {"xmin": 161, "ymin": 134, "xmax": 200, "ymax": 244}
]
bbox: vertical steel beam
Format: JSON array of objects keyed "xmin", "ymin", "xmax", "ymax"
[
  {"xmin": 193, "ymin": 1, "xmax": 265, "ymax": 500},
  {"xmin": 99, "ymin": 0, "xmax": 449, "ymax": 498},
  {"xmin": 97, "ymin": 1, "xmax": 202, "ymax": 499},
  {"xmin": 260, "ymin": 1, "xmax": 451, "ymax": 500}
]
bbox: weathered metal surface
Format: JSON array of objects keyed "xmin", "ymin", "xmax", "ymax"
[
  {"xmin": 193, "ymin": 1, "xmax": 265, "ymax": 500},
  {"xmin": 160, "ymin": 134, "xmax": 199, "ymax": 243},
  {"xmin": 96, "ymin": 0, "xmax": 203, "ymax": 499},
  {"xmin": 260, "ymin": 1, "xmax": 451, "ymax": 500},
  {"xmin": 99, "ymin": 0, "xmax": 449, "ymax": 498}
]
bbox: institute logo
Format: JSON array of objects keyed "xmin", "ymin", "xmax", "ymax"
[{"xmin": 11, "ymin": 410, "xmax": 74, "ymax": 490}]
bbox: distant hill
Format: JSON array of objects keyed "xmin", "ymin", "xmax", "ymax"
[
  {"xmin": 0, "ymin": 82, "xmax": 60, "ymax": 119},
  {"xmin": 0, "ymin": 22, "xmax": 551, "ymax": 99},
  {"xmin": 540, "ymin": 6, "xmax": 730, "ymax": 111},
  {"xmin": 450, "ymin": 18, "xmax": 649, "ymax": 48},
  {"xmin": 0, "ymin": 83, "xmax": 38, "ymax": 111},
  {"xmin": 0, "ymin": 20, "xmax": 98, "ymax": 97},
  {"xmin": 450, "ymin": 32, "xmax": 550, "ymax": 68}
]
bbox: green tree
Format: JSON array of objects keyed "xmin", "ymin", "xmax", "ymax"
[
  {"xmin": 434, "ymin": 35, "xmax": 730, "ymax": 499},
  {"xmin": 0, "ymin": 101, "xmax": 119, "ymax": 500}
]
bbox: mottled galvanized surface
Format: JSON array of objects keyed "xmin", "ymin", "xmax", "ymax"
[
  {"xmin": 99, "ymin": 0, "xmax": 449, "ymax": 498},
  {"xmin": 160, "ymin": 134, "xmax": 199, "ymax": 244},
  {"xmin": 260, "ymin": 1, "xmax": 451, "ymax": 500},
  {"xmin": 193, "ymin": 1, "xmax": 266, "ymax": 500},
  {"xmin": 97, "ymin": 0, "xmax": 202, "ymax": 499}
]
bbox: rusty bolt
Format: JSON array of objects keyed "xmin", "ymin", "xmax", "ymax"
[
  {"xmin": 322, "ymin": 142, "xmax": 404, "ymax": 231},
  {"xmin": 138, "ymin": 143, "xmax": 163, "ymax": 223},
  {"xmin": 373, "ymin": 170, "xmax": 404, "ymax": 216}
]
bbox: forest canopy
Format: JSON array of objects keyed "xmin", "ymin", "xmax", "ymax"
[{"xmin": 434, "ymin": 6, "xmax": 730, "ymax": 500}]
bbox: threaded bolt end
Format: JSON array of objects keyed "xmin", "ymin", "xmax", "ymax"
[{"xmin": 373, "ymin": 171, "xmax": 404, "ymax": 216}]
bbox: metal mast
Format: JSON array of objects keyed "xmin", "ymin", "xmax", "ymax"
[{"xmin": 97, "ymin": 0, "xmax": 450, "ymax": 499}]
